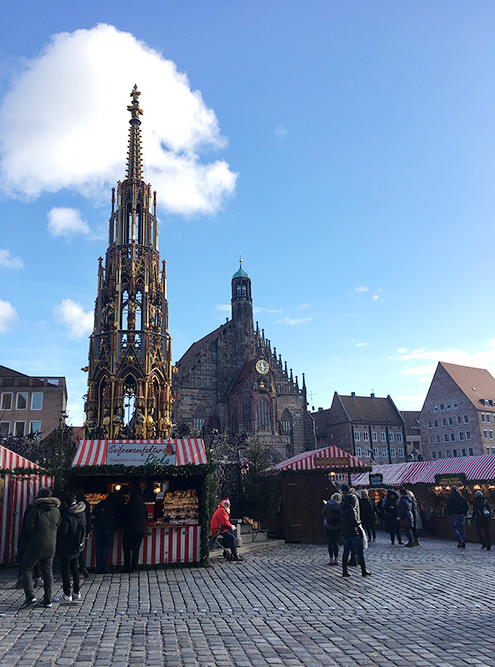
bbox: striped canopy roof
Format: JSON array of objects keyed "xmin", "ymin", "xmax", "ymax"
[
  {"xmin": 351, "ymin": 454, "xmax": 495, "ymax": 487},
  {"xmin": 273, "ymin": 445, "xmax": 367, "ymax": 472},
  {"xmin": 72, "ymin": 439, "xmax": 207, "ymax": 467},
  {"xmin": 0, "ymin": 444, "xmax": 43, "ymax": 471}
]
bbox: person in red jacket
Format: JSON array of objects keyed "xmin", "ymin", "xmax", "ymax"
[{"xmin": 210, "ymin": 498, "xmax": 239, "ymax": 561}]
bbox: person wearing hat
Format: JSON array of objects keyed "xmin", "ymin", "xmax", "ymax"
[
  {"xmin": 210, "ymin": 498, "xmax": 240, "ymax": 561},
  {"xmin": 472, "ymin": 489, "xmax": 491, "ymax": 550},
  {"xmin": 446, "ymin": 485, "xmax": 469, "ymax": 548}
]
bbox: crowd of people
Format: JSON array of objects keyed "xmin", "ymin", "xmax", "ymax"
[{"xmin": 322, "ymin": 483, "xmax": 492, "ymax": 578}]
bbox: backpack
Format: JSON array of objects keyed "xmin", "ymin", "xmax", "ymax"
[
  {"xmin": 327, "ymin": 508, "xmax": 340, "ymax": 526},
  {"xmin": 72, "ymin": 520, "xmax": 86, "ymax": 555}
]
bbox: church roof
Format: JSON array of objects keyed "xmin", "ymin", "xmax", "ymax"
[{"xmin": 175, "ymin": 321, "xmax": 232, "ymax": 370}]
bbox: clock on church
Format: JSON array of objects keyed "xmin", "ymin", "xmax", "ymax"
[{"xmin": 255, "ymin": 359, "xmax": 269, "ymax": 375}]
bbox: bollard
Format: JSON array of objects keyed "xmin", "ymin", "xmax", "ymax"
[{"xmin": 235, "ymin": 519, "xmax": 243, "ymax": 548}]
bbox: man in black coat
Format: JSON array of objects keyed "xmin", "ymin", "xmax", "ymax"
[
  {"xmin": 56, "ymin": 492, "xmax": 87, "ymax": 602},
  {"xmin": 20, "ymin": 487, "xmax": 61, "ymax": 609},
  {"xmin": 119, "ymin": 488, "xmax": 148, "ymax": 572},
  {"xmin": 446, "ymin": 485, "xmax": 469, "ymax": 548},
  {"xmin": 339, "ymin": 485, "xmax": 371, "ymax": 578}
]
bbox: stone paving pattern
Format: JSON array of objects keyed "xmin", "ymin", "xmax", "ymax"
[{"xmin": 1, "ymin": 533, "xmax": 494, "ymax": 666}]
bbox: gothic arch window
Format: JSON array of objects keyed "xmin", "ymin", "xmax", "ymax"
[
  {"xmin": 256, "ymin": 397, "xmax": 272, "ymax": 432},
  {"xmin": 281, "ymin": 409, "xmax": 293, "ymax": 436},
  {"xmin": 136, "ymin": 203, "xmax": 143, "ymax": 244},
  {"xmin": 123, "ymin": 374, "xmax": 137, "ymax": 427},
  {"xmin": 121, "ymin": 290, "xmax": 129, "ymax": 329},
  {"xmin": 193, "ymin": 406, "xmax": 206, "ymax": 435},
  {"xmin": 124, "ymin": 203, "xmax": 131, "ymax": 244},
  {"xmin": 242, "ymin": 401, "xmax": 252, "ymax": 430}
]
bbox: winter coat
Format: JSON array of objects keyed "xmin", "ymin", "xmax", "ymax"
[
  {"xmin": 339, "ymin": 493, "xmax": 363, "ymax": 538},
  {"xmin": 21, "ymin": 496, "xmax": 61, "ymax": 561},
  {"xmin": 472, "ymin": 496, "xmax": 491, "ymax": 525},
  {"xmin": 57, "ymin": 502, "xmax": 87, "ymax": 558},
  {"xmin": 322, "ymin": 500, "xmax": 341, "ymax": 531},
  {"xmin": 446, "ymin": 491, "xmax": 469, "ymax": 516},
  {"xmin": 210, "ymin": 504, "xmax": 233, "ymax": 537},
  {"xmin": 398, "ymin": 495, "xmax": 414, "ymax": 528},
  {"xmin": 383, "ymin": 492, "xmax": 399, "ymax": 529},
  {"xmin": 92, "ymin": 494, "xmax": 122, "ymax": 532},
  {"xmin": 120, "ymin": 499, "xmax": 148, "ymax": 534},
  {"xmin": 359, "ymin": 497, "xmax": 377, "ymax": 524},
  {"xmin": 408, "ymin": 494, "xmax": 421, "ymax": 529}
]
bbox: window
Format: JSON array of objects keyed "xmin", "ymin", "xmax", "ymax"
[
  {"xmin": 390, "ymin": 447, "xmax": 396, "ymax": 458},
  {"xmin": 488, "ymin": 414, "xmax": 492, "ymax": 423},
  {"xmin": 31, "ymin": 393, "xmax": 43, "ymax": 410},
  {"xmin": 14, "ymin": 421, "xmax": 25, "ymax": 437},
  {"xmin": 354, "ymin": 431, "xmax": 361, "ymax": 442},
  {"xmin": 1, "ymin": 393, "xmax": 12, "ymax": 410},
  {"xmin": 371, "ymin": 431, "xmax": 377, "ymax": 442},
  {"xmin": 484, "ymin": 430, "xmax": 489, "ymax": 439},
  {"xmin": 453, "ymin": 401, "xmax": 458, "ymax": 409},
  {"xmin": 446, "ymin": 450, "xmax": 452, "ymax": 458},
  {"xmin": 461, "ymin": 448, "xmax": 467, "ymax": 457},
  {"xmin": 429, "ymin": 435, "xmax": 434, "ymax": 445},
  {"xmin": 193, "ymin": 417, "xmax": 205, "ymax": 433},
  {"xmin": 431, "ymin": 452, "xmax": 437, "ymax": 460},
  {"xmin": 443, "ymin": 434, "xmax": 449, "ymax": 443},
  {"xmin": 466, "ymin": 431, "xmax": 472, "ymax": 440},
  {"xmin": 380, "ymin": 432, "xmax": 386, "ymax": 442},
  {"xmin": 427, "ymin": 420, "xmax": 433, "ymax": 429},
  {"xmin": 373, "ymin": 447, "xmax": 379, "ymax": 458},
  {"xmin": 450, "ymin": 433, "xmax": 456, "ymax": 442},
  {"xmin": 29, "ymin": 421, "xmax": 41, "ymax": 436},
  {"xmin": 463, "ymin": 415, "xmax": 469, "ymax": 424},
  {"xmin": 448, "ymin": 417, "xmax": 453, "ymax": 426},
  {"xmin": 441, "ymin": 418, "xmax": 447, "ymax": 427},
  {"xmin": 16, "ymin": 393, "xmax": 28, "ymax": 410},
  {"xmin": 389, "ymin": 432, "xmax": 394, "ymax": 442},
  {"xmin": 0, "ymin": 422, "xmax": 9, "ymax": 438},
  {"xmin": 440, "ymin": 404, "xmax": 445, "ymax": 411},
  {"xmin": 437, "ymin": 451, "xmax": 443, "ymax": 459},
  {"xmin": 355, "ymin": 446, "xmax": 362, "ymax": 457},
  {"xmin": 482, "ymin": 413, "xmax": 486, "ymax": 423},
  {"xmin": 484, "ymin": 399, "xmax": 490, "ymax": 406},
  {"xmin": 381, "ymin": 447, "xmax": 387, "ymax": 457},
  {"xmin": 398, "ymin": 448, "xmax": 404, "ymax": 458},
  {"xmin": 459, "ymin": 432, "xmax": 465, "ymax": 441},
  {"xmin": 435, "ymin": 435, "xmax": 440, "ymax": 443},
  {"xmin": 256, "ymin": 398, "xmax": 272, "ymax": 431},
  {"xmin": 363, "ymin": 431, "xmax": 369, "ymax": 442},
  {"xmin": 434, "ymin": 419, "xmax": 439, "ymax": 428},
  {"xmin": 365, "ymin": 448, "xmax": 371, "ymax": 458},
  {"xmin": 397, "ymin": 432, "xmax": 403, "ymax": 442},
  {"xmin": 490, "ymin": 430, "xmax": 494, "ymax": 440},
  {"xmin": 469, "ymin": 447, "xmax": 474, "ymax": 455},
  {"xmin": 433, "ymin": 405, "xmax": 438, "ymax": 413},
  {"xmin": 446, "ymin": 403, "xmax": 452, "ymax": 410},
  {"xmin": 452, "ymin": 449, "xmax": 457, "ymax": 457},
  {"xmin": 456, "ymin": 415, "xmax": 462, "ymax": 425}
]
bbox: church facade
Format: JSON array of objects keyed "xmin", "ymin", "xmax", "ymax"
[{"xmin": 172, "ymin": 263, "xmax": 315, "ymax": 460}]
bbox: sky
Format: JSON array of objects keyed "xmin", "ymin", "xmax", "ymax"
[{"xmin": 2, "ymin": 1, "xmax": 495, "ymax": 426}]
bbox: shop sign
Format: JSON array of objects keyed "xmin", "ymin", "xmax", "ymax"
[
  {"xmin": 434, "ymin": 473, "xmax": 467, "ymax": 487},
  {"xmin": 315, "ymin": 456, "xmax": 351, "ymax": 468},
  {"xmin": 369, "ymin": 473, "xmax": 383, "ymax": 487},
  {"xmin": 107, "ymin": 441, "xmax": 176, "ymax": 466}
]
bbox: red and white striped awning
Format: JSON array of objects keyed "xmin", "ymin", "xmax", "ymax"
[
  {"xmin": 273, "ymin": 445, "xmax": 367, "ymax": 472},
  {"xmin": 351, "ymin": 454, "xmax": 495, "ymax": 487},
  {"xmin": 71, "ymin": 439, "xmax": 207, "ymax": 467},
  {"xmin": 0, "ymin": 444, "xmax": 44, "ymax": 471}
]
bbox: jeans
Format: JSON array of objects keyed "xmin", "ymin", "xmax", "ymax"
[
  {"xmin": 123, "ymin": 531, "xmax": 145, "ymax": 571},
  {"xmin": 95, "ymin": 528, "xmax": 114, "ymax": 572},
  {"xmin": 451, "ymin": 514, "xmax": 466, "ymax": 543},
  {"xmin": 342, "ymin": 536, "xmax": 364, "ymax": 565},
  {"xmin": 21, "ymin": 554, "xmax": 54, "ymax": 604},
  {"xmin": 219, "ymin": 531, "xmax": 238, "ymax": 557},
  {"xmin": 60, "ymin": 554, "xmax": 80, "ymax": 595}
]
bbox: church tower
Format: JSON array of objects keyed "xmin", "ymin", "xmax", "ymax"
[{"xmin": 84, "ymin": 86, "xmax": 173, "ymax": 439}]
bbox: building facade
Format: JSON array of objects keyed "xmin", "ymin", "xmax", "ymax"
[
  {"xmin": 420, "ymin": 362, "xmax": 495, "ymax": 460},
  {"xmin": 312, "ymin": 392, "xmax": 408, "ymax": 464},
  {"xmin": 83, "ymin": 86, "xmax": 173, "ymax": 439},
  {"xmin": 172, "ymin": 263, "xmax": 315, "ymax": 460},
  {"xmin": 401, "ymin": 410, "xmax": 423, "ymax": 460},
  {"xmin": 0, "ymin": 365, "xmax": 67, "ymax": 440}
]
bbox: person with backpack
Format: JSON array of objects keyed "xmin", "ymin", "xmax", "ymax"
[
  {"xmin": 56, "ymin": 492, "xmax": 87, "ymax": 602},
  {"xmin": 322, "ymin": 492, "xmax": 342, "ymax": 565},
  {"xmin": 472, "ymin": 489, "xmax": 491, "ymax": 551},
  {"xmin": 446, "ymin": 485, "xmax": 469, "ymax": 548}
]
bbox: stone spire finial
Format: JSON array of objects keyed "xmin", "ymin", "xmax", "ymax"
[{"xmin": 126, "ymin": 85, "xmax": 144, "ymax": 181}]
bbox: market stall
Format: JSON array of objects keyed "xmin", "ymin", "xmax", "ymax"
[
  {"xmin": 351, "ymin": 454, "xmax": 495, "ymax": 541},
  {"xmin": 271, "ymin": 446, "xmax": 369, "ymax": 543},
  {"xmin": 71, "ymin": 439, "xmax": 210, "ymax": 567},
  {"xmin": 0, "ymin": 445, "xmax": 53, "ymax": 564}
]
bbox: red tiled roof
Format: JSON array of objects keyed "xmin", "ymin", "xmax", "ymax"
[
  {"xmin": 337, "ymin": 395, "xmax": 403, "ymax": 425},
  {"xmin": 439, "ymin": 362, "xmax": 495, "ymax": 411}
]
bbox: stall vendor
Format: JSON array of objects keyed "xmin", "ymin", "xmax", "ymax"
[{"xmin": 138, "ymin": 478, "xmax": 157, "ymax": 502}]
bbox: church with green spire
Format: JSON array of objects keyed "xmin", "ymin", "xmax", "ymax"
[{"xmin": 172, "ymin": 260, "xmax": 315, "ymax": 460}]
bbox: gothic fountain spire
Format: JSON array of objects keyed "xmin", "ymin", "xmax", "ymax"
[{"xmin": 126, "ymin": 84, "xmax": 144, "ymax": 181}]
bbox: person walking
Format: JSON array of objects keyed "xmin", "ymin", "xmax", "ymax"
[
  {"xmin": 446, "ymin": 485, "xmax": 469, "ymax": 548},
  {"xmin": 210, "ymin": 498, "xmax": 240, "ymax": 561},
  {"xmin": 472, "ymin": 489, "xmax": 491, "ymax": 550},
  {"xmin": 119, "ymin": 488, "xmax": 148, "ymax": 572},
  {"xmin": 56, "ymin": 492, "xmax": 87, "ymax": 602},
  {"xmin": 397, "ymin": 487, "xmax": 415, "ymax": 547},
  {"xmin": 359, "ymin": 490, "xmax": 378, "ymax": 543},
  {"xmin": 19, "ymin": 487, "xmax": 61, "ymax": 609},
  {"xmin": 92, "ymin": 492, "xmax": 123, "ymax": 573},
  {"xmin": 339, "ymin": 487, "xmax": 371, "ymax": 578},
  {"xmin": 383, "ymin": 489, "xmax": 402, "ymax": 545},
  {"xmin": 322, "ymin": 492, "xmax": 342, "ymax": 565}
]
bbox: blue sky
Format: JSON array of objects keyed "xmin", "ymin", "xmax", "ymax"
[{"xmin": 1, "ymin": 2, "xmax": 495, "ymax": 426}]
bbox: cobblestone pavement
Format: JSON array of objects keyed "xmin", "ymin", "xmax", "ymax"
[{"xmin": 1, "ymin": 532, "xmax": 495, "ymax": 666}]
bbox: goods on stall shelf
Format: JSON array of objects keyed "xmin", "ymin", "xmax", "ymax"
[
  {"xmin": 160, "ymin": 489, "xmax": 199, "ymax": 525},
  {"xmin": 85, "ymin": 493, "xmax": 107, "ymax": 509}
]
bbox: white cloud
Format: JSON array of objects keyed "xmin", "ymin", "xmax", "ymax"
[
  {"xmin": 47, "ymin": 207, "xmax": 90, "ymax": 238},
  {"xmin": 54, "ymin": 298, "xmax": 93, "ymax": 339},
  {"xmin": 0, "ymin": 248, "xmax": 23, "ymax": 269},
  {"xmin": 356, "ymin": 342, "xmax": 368, "ymax": 347},
  {"xmin": 215, "ymin": 304, "xmax": 230, "ymax": 313},
  {"xmin": 0, "ymin": 24, "xmax": 237, "ymax": 216},
  {"xmin": 253, "ymin": 307, "xmax": 283, "ymax": 314},
  {"xmin": 274, "ymin": 125, "xmax": 288, "ymax": 140},
  {"xmin": 397, "ymin": 347, "xmax": 408, "ymax": 354},
  {"xmin": 396, "ymin": 341, "xmax": 495, "ymax": 380},
  {"xmin": 276, "ymin": 316, "xmax": 312, "ymax": 326},
  {"xmin": 0, "ymin": 300, "xmax": 18, "ymax": 332},
  {"xmin": 353, "ymin": 286, "xmax": 369, "ymax": 293}
]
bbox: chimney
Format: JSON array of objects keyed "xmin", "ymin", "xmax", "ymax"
[
  {"xmin": 351, "ymin": 392, "xmax": 356, "ymax": 398},
  {"xmin": 318, "ymin": 407, "xmax": 323, "ymax": 412},
  {"xmin": 370, "ymin": 392, "xmax": 375, "ymax": 399}
]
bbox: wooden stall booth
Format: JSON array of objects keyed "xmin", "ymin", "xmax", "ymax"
[
  {"xmin": 0, "ymin": 444, "xmax": 53, "ymax": 564},
  {"xmin": 71, "ymin": 439, "xmax": 211, "ymax": 567},
  {"xmin": 271, "ymin": 446, "xmax": 369, "ymax": 544}
]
